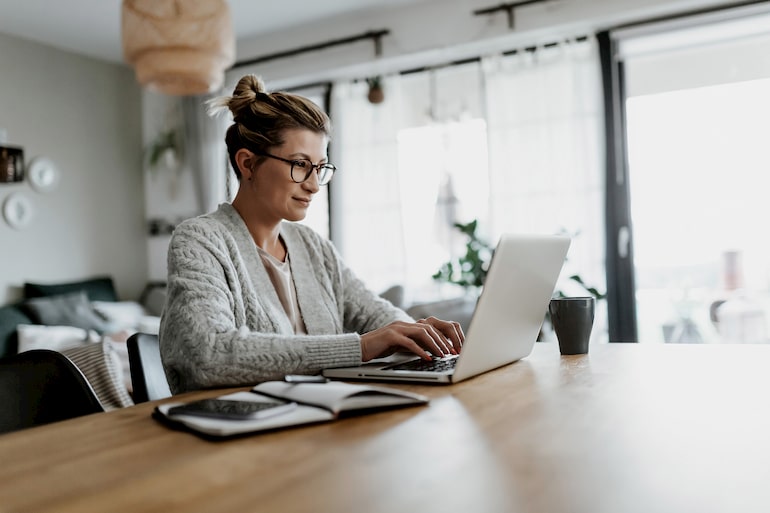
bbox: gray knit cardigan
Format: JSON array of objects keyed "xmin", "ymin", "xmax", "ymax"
[{"xmin": 159, "ymin": 203, "xmax": 411, "ymax": 394}]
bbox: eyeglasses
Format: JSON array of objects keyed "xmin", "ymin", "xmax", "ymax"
[{"xmin": 258, "ymin": 152, "xmax": 337, "ymax": 186}]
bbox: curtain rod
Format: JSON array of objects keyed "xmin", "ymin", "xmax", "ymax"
[
  {"xmin": 233, "ymin": 29, "xmax": 390, "ymax": 69},
  {"xmin": 398, "ymin": 35, "xmax": 589, "ymax": 77},
  {"xmin": 282, "ymin": 35, "xmax": 589, "ymax": 91}
]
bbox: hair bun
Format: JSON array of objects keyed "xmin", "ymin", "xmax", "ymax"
[
  {"xmin": 239, "ymin": 74, "xmax": 266, "ymax": 98},
  {"xmin": 208, "ymin": 74, "xmax": 270, "ymax": 118}
]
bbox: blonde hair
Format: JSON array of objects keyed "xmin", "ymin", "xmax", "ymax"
[{"xmin": 208, "ymin": 74, "xmax": 331, "ymax": 179}]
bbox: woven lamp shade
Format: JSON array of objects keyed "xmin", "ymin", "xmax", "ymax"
[{"xmin": 121, "ymin": 0, "xmax": 235, "ymax": 96}]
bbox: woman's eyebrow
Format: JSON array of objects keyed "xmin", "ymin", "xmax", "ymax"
[{"xmin": 287, "ymin": 152, "xmax": 328, "ymax": 162}]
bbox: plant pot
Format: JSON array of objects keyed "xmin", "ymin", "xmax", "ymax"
[{"xmin": 367, "ymin": 85, "xmax": 384, "ymax": 104}]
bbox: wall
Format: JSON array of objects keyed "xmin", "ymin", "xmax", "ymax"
[
  {"xmin": 141, "ymin": 91, "xmax": 199, "ymax": 282},
  {"xmin": 0, "ymin": 33, "xmax": 146, "ymax": 304}
]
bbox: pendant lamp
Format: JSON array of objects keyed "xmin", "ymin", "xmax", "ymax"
[{"xmin": 121, "ymin": 0, "xmax": 235, "ymax": 96}]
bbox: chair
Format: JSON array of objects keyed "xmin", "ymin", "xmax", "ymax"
[
  {"xmin": 127, "ymin": 332, "xmax": 172, "ymax": 403},
  {"xmin": 0, "ymin": 349, "xmax": 104, "ymax": 434}
]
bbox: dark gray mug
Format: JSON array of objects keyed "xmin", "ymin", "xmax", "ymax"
[{"xmin": 549, "ymin": 297, "xmax": 595, "ymax": 355}]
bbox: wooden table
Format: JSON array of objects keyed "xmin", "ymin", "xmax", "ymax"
[{"xmin": 2, "ymin": 342, "xmax": 770, "ymax": 513}]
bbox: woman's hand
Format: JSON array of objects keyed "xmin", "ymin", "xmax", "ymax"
[{"xmin": 360, "ymin": 317, "xmax": 465, "ymax": 362}]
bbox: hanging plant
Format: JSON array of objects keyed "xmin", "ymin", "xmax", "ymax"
[
  {"xmin": 366, "ymin": 76, "xmax": 385, "ymax": 104},
  {"xmin": 146, "ymin": 127, "xmax": 183, "ymax": 172}
]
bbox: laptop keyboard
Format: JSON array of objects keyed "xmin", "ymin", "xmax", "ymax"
[{"xmin": 386, "ymin": 355, "xmax": 459, "ymax": 373}]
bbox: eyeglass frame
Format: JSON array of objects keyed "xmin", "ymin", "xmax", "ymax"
[{"xmin": 255, "ymin": 151, "xmax": 337, "ymax": 186}]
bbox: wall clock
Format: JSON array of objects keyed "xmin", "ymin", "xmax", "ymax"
[
  {"xmin": 3, "ymin": 192, "xmax": 34, "ymax": 229},
  {"xmin": 27, "ymin": 157, "xmax": 60, "ymax": 193}
]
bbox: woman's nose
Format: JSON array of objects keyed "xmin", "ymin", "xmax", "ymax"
[{"xmin": 303, "ymin": 171, "xmax": 320, "ymax": 192}]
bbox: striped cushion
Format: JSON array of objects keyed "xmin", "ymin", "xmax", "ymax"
[{"xmin": 62, "ymin": 341, "xmax": 134, "ymax": 410}]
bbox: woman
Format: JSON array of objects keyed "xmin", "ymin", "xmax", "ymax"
[{"xmin": 160, "ymin": 74, "xmax": 464, "ymax": 394}]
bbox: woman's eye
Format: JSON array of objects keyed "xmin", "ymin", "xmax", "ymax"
[{"xmin": 293, "ymin": 160, "xmax": 310, "ymax": 169}]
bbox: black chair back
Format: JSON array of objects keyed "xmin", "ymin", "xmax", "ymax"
[
  {"xmin": 127, "ymin": 333, "xmax": 172, "ymax": 403},
  {"xmin": 0, "ymin": 349, "xmax": 104, "ymax": 434}
]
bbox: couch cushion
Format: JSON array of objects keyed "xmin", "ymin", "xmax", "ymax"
[
  {"xmin": 22, "ymin": 291, "xmax": 111, "ymax": 333},
  {"xmin": 16, "ymin": 324, "xmax": 99, "ymax": 354},
  {"xmin": 91, "ymin": 301, "xmax": 147, "ymax": 331},
  {"xmin": 406, "ymin": 297, "xmax": 476, "ymax": 332},
  {"xmin": 379, "ymin": 285, "xmax": 405, "ymax": 309},
  {"xmin": 0, "ymin": 304, "xmax": 32, "ymax": 359},
  {"xmin": 24, "ymin": 276, "xmax": 118, "ymax": 302},
  {"xmin": 139, "ymin": 282, "xmax": 167, "ymax": 317}
]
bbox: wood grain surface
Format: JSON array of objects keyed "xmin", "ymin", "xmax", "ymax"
[{"xmin": 2, "ymin": 342, "xmax": 769, "ymax": 513}]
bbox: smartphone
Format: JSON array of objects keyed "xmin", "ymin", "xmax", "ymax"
[{"xmin": 168, "ymin": 398, "xmax": 296, "ymax": 421}]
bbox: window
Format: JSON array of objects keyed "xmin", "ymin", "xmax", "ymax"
[
  {"xmin": 332, "ymin": 40, "xmax": 605, "ymax": 330},
  {"xmin": 627, "ymin": 78, "xmax": 770, "ymax": 343},
  {"xmin": 609, "ymin": 3, "xmax": 770, "ymax": 342},
  {"xmin": 396, "ymin": 119, "xmax": 490, "ymax": 299}
]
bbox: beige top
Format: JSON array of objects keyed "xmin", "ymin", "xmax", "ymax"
[{"xmin": 256, "ymin": 245, "xmax": 307, "ymax": 334}]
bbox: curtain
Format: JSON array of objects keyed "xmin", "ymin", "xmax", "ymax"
[
  {"xmin": 330, "ymin": 76, "xmax": 409, "ymax": 294},
  {"xmin": 181, "ymin": 94, "xmax": 228, "ymax": 215},
  {"xmin": 482, "ymin": 38, "xmax": 607, "ymax": 338},
  {"xmin": 331, "ymin": 67, "xmax": 489, "ymax": 299},
  {"xmin": 330, "ymin": 39, "xmax": 606, "ymax": 328},
  {"xmin": 395, "ymin": 65, "xmax": 488, "ymax": 300}
]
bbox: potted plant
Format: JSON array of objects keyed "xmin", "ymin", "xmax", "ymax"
[
  {"xmin": 433, "ymin": 219, "xmax": 605, "ymax": 338},
  {"xmin": 432, "ymin": 219, "xmax": 491, "ymax": 291},
  {"xmin": 366, "ymin": 76, "xmax": 385, "ymax": 104}
]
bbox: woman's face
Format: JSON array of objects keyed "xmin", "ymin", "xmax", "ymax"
[{"xmin": 245, "ymin": 128, "xmax": 328, "ymax": 223}]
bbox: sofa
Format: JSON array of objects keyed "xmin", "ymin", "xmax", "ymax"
[
  {"xmin": 0, "ymin": 276, "xmax": 165, "ymax": 410},
  {"xmin": 380, "ymin": 285, "xmax": 476, "ymax": 332}
]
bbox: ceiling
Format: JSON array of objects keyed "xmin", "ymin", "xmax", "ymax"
[{"xmin": 0, "ymin": 0, "xmax": 427, "ymax": 65}]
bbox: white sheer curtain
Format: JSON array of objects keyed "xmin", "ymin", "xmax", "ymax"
[
  {"xmin": 482, "ymin": 38, "xmax": 607, "ymax": 338},
  {"xmin": 330, "ymin": 39, "xmax": 606, "ymax": 326},
  {"xmin": 330, "ymin": 76, "xmax": 409, "ymax": 294},
  {"xmin": 331, "ymin": 66, "xmax": 486, "ymax": 299},
  {"xmin": 394, "ymin": 65, "xmax": 488, "ymax": 301},
  {"xmin": 181, "ymin": 94, "xmax": 229, "ymax": 215}
]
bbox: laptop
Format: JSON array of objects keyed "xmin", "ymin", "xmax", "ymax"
[{"xmin": 323, "ymin": 234, "xmax": 571, "ymax": 384}]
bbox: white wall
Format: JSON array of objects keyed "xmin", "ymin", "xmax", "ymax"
[
  {"xmin": 141, "ymin": 91, "xmax": 199, "ymax": 282},
  {"xmin": 0, "ymin": 33, "xmax": 146, "ymax": 304}
]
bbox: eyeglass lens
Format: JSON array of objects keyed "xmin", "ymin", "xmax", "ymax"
[{"xmin": 291, "ymin": 160, "xmax": 335, "ymax": 185}]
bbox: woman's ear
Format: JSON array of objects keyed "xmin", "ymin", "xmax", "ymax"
[{"xmin": 235, "ymin": 148, "xmax": 256, "ymax": 180}]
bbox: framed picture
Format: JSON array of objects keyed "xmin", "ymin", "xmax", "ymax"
[{"xmin": 0, "ymin": 145, "xmax": 24, "ymax": 183}]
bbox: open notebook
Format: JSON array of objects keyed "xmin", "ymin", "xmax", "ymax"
[
  {"xmin": 154, "ymin": 380, "xmax": 428, "ymax": 439},
  {"xmin": 323, "ymin": 234, "xmax": 570, "ymax": 384}
]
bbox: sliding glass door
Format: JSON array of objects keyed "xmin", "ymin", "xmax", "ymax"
[{"xmin": 605, "ymin": 4, "xmax": 770, "ymax": 343}]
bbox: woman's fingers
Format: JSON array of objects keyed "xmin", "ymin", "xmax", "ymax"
[
  {"xmin": 360, "ymin": 325, "xmax": 433, "ymax": 361},
  {"xmin": 403, "ymin": 322, "xmax": 452, "ymax": 356},
  {"xmin": 417, "ymin": 317, "xmax": 465, "ymax": 353},
  {"xmin": 360, "ymin": 319, "xmax": 466, "ymax": 362}
]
